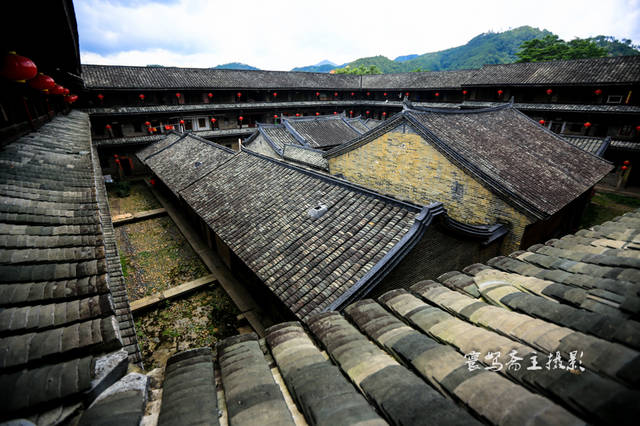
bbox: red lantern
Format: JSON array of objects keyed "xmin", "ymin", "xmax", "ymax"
[
  {"xmin": 624, "ymin": 160, "xmax": 630, "ymax": 165},
  {"xmin": 296, "ymin": 113, "xmax": 300, "ymax": 117},
  {"xmin": 315, "ymin": 112, "xmax": 320, "ymax": 116},
  {"xmin": 210, "ymin": 118, "xmax": 216, "ymax": 123},
  {"xmin": 636, "ymin": 125, "xmax": 640, "ymax": 132},
  {"xmin": 273, "ymin": 92, "xmax": 277, "ymax": 97},
  {"xmin": 106, "ymin": 124, "xmax": 112, "ymax": 130},
  {"xmin": 539, "ymin": 119, "xmax": 545, "ymax": 125},
  {"xmin": 349, "ymin": 110, "xmax": 353, "ymax": 116},
  {"xmin": 584, "ymin": 122, "xmax": 592, "ymax": 128},
  {"xmin": 208, "ymin": 92, "xmax": 213, "ymax": 98},
  {"xmin": 152, "ymin": 127, "xmax": 157, "ymax": 132},
  {"xmin": 366, "ymin": 92, "xmax": 370, "ymax": 96},
  {"xmin": 64, "ymin": 94, "xmax": 78, "ymax": 103},
  {"xmin": 147, "ymin": 127, "xmax": 152, "ymax": 132},
  {"xmin": 382, "ymin": 112, "xmax": 387, "ymax": 116},
  {"xmin": 97, "ymin": 93, "xmax": 104, "ymax": 100},
  {"xmin": 366, "ymin": 110, "xmax": 370, "ymax": 115},
  {"xmin": 546, "ymin": 89, "xmax": 553, "ymax": 95},
  {"xmin": 50, "ymin": 85, "xmax": 65, "ymax": 95},
  {"xmin": 115, "ymin": 158, "xmax": 121, "ymax": 165},
  {"xmin": 114, "ymin": 154, "xmax": 118, "ymax": 159},
  {"xmin": 383, "ymin": 92, "xmax": 387, "ymax": 97},
  {"xmin": 351, "ymin": 92, "xmax": 355, "ymax": 96},
  {"xmin": 165, "ymin": 125, "xmax": 171, "ymax": 130},
  {"xmin": 316, "ymin": 92, "xmax": 320, "ymax": 96},
  {"xmin": 139, "ymin": 94, "xmax": 145, "ymax": 100},
  {"xmin": 405, "ymin": 92, "xmax": 409, "ymax": 97},
  {"xmin": 333, "ymin": 111, "xmax": 337, "ymax": 115},
  {"xmin": 179, "ymin": 119, "xmax": 184, "ymax": 124},
  {"xmin": 237, "ymin": 92, "xmax": 242, "ymax": 97},
  {"xmin": 462, "ymin": 90, "xmax": 468, "ymax": 95},
  {"xmin": 273, "ymin": 114, "xmax": 278, "ymax": 119},
  {"xmin": 150, "ymin": 178, "xmax": 156, "ymax": 186},
  {"xmin": 1, "ymin": 52, "xmax": 37, "ymax": 82},
  {"xmin": 497, "ymin": 89, "xmax": 503, "ymax": 96},
  {"xmin": 334, "ymin": 92, "xmax": 338, "ymax": 97},
  {"xmin": 594, "ymin": 89, "xmax": 602, "ymax": 95},
  {"xmin": 175, "ymin": 92, "xmax": 181, "ymax": 98},
  {"xmin": 622, "ymin": 166, "xmax": 628, "ymax": 171},
  {"xmin": 28, "ymin": 73, "xmax": 55, "ymax": 91},
  {"xmin": 435, "ymin": 92, "xmax": 440, "ymax": 97},
  {"xmin": 144, "ymin": 121, "xmax": 151, "ymax": 126},
  {"xmin": 63, "ymin": 88, "xmax": 69, "ymax": 95},
  {"xmin": 238, "ymin": 116, "xmax": 243, "ymax": 121}
]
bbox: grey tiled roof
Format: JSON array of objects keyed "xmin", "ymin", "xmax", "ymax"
[
  {"xmin": 463, "ymin": 100, "xmax": 640, "ymax": 114},
  {"xmin": 562, "ymin": 135, "xmax": 611, "ymax": 157},
  {"xmin": 94, "ymin": 134, "xmax": 165, "ymax": 147},
  {"xmin": 282, "ymin": 144, "xmax": 329, "ymax": 170},
  {"xmin": 362, "ymin": 69, "xmax": 478, "ymax": 89},
  {"xmin": 136, "ymin": 132, "xmax": 184, "ymax": 160},
  {"xmin": 465, "ymin": 55, "xmax": 640, "ymax": 86},
  {"xmin": 345, "ymin": 117, "xmax": 371, "ymax": 133},
  {"xmin": 260, "ymin": 125, "xmax": 302, "ymax": 150},
  {"xmin": 82, "ymin": 64, "xmax": 360, "ymax": 89},
  {"xmin": 0, "ymin": 111, "xmax": 133, "ymax": 422},
  {"xmin": 283, "ymin": 115, "xmax": 363, "ymax": 149},
  {"xmin": 610, "ymin": 139, "xmax": 640, "ymax": 152},
  {"xmin": 137, "ymin": 133, "xmax": 235, "ymax": 196},
  {"xmin": 328, "ymin": 102, "xmax": 613, "ymax": 218},
  {"xmin": 178, "ymin": 150, "xmax": 425, "ymax": 319},
  {"xmin": 95, "ymin": 128, "xmax": 254, "ymax": 147},
  {"xmin": 136, "ymin": 208, "xmax": 640, "ymax": 425}
]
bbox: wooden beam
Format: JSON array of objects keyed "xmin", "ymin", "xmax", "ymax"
[
  {"xmin": 113, "ymin": 207, "xmax": 167, "ymax": 226},
  {"xmin": 130, "ymin": 274, "xmax": 216, "ymax": 312}
]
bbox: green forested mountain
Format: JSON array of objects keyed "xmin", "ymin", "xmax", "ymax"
[
  {"xmin": 212, "ymin": 62, "xmax": 260, "ymax": 70},
  {"xmin": 312, "ymin": 26, "xmax": 639, "ymax": 74}
]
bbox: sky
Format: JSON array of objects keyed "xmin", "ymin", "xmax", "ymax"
[{"xmin": 74, "ymin": 0, "xmax": 640, "ymax": 71}]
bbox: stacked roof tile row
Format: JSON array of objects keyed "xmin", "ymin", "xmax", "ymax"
[
  {"xmin": 0, "ymin": 111, "xmax": 133, "ymax": 423},
  {"xmin": 82, "ymin": 55, "xmax": 640, "ymax": 90},
  {"xmin": 132, "ymin": 209, "xmax": 640, "ymax": 425}
]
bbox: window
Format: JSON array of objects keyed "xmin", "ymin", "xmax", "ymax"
[
  {"xmin": 198, "ymin": 118, "xmax": 206, "ymax": 128},
  {"xmin": 184, "ymin": 119, "xmax": 193, "ymax": 131},
  {"xmin": 607, "ymin": 95, "xmax": 623, "ymax": 104}
]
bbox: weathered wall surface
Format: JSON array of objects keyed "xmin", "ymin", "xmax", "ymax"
[
  {"xmin": 371, "ymin": 222, "xmax": 502, "ymax": 297},
  {"xmin": 328, "ymin": 128, "xmax": 533, "ymax": 251}
]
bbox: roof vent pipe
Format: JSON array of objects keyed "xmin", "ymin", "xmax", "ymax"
[{"xmin": 308, "ymin": 204, "xmax": 328, "ymax": 219}]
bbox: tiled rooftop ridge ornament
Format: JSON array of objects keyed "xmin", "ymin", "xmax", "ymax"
[{"xmin": 308, "ymin": 204, "xmax": 328, "ymax": 219}]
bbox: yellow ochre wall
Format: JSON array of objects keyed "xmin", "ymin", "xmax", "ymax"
[{"xmin": 328, "ymin": 130, "xmax": 534, "ymax": 252}]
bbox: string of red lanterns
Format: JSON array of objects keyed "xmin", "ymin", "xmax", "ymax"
[{"xmin": 1, "ymin": 52, "xmax": 77, "ymax": 102}]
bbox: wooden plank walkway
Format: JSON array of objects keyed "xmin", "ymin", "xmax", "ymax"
[
  {"xmin": 113, "ymin": 207, "xmax": 167, "ymax": 226},
  {"xmin": 131, "ymin": 274, "xmax": 216, "ymax": 312}
]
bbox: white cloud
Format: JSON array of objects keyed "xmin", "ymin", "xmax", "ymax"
[{"xmin": 74, "ymin": 0, "xmax": 640, "ymax": 70}]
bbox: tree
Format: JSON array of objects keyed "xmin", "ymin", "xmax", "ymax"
[
  {"xmin": 333, "ymin": 64, "xmax": 382, "ymax": 75},
  {"xmin": 516, "ymin": 34, "xmax": 607, "ymax": 62}
]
